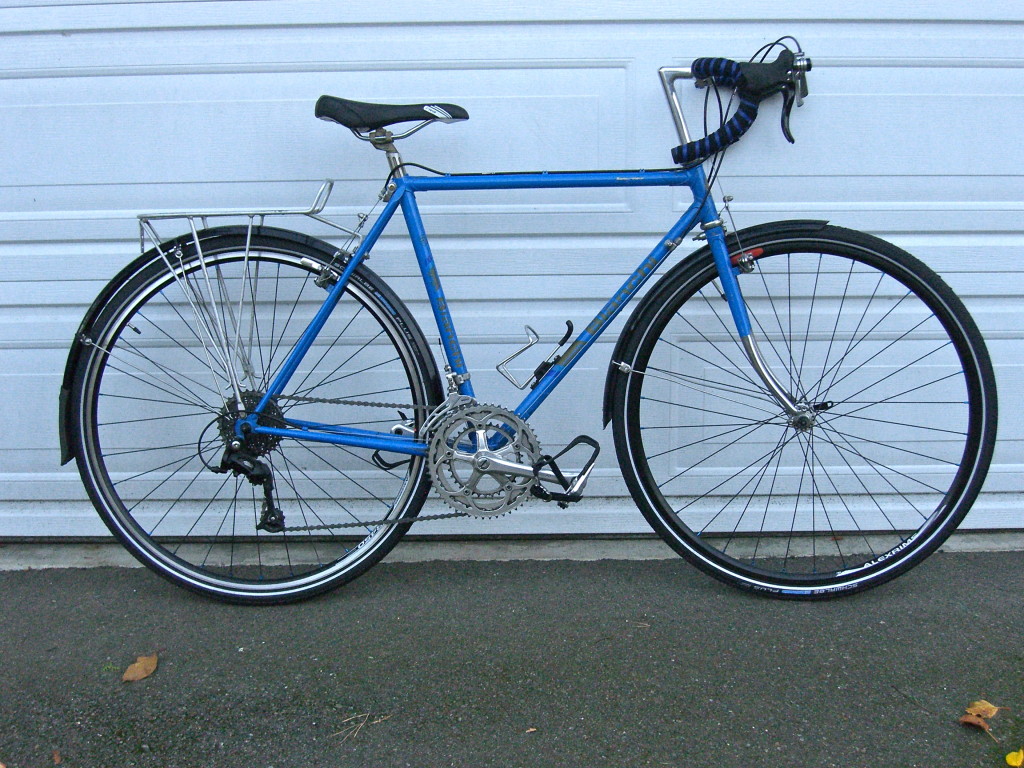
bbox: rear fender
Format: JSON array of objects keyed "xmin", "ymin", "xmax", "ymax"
[{"xmin": 59, "ymin": 226, "xmax": 359, "ymax": 464}]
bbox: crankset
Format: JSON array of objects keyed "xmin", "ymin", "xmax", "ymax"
[{"xmin": 427, "ymin": 402, "xmax": 601, "ymax": 516}]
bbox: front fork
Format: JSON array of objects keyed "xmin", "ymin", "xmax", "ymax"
[{"xmin": 703, "ymin": 213, "xmax": 802, "ymax": 418}]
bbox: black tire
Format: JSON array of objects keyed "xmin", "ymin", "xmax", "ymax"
[
  {"xmin": 69, "ymin": 227, "xmax": 442, "ymax": 603},
  {"xmin": 612, "ymin": 223, "xmax": 997, "ymax": 597}
]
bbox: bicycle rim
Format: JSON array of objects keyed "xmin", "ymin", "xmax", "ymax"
[
  {"xmin": 73, "ymin": 232, "xmax": 438, "ymax": 602},
  {"xmin": 617, "ymin": 228, "xmax": 996, "ymax": 596}
]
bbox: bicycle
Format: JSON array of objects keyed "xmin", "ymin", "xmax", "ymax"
[{"xmin": 58, "ymin": 39, "xmax": 998, "ymax": 603}]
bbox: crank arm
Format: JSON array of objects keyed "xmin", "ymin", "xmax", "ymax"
[
  {"xmin": 471, "ymin": 435, "xmax": 601, "ymax": 497},
  {"xmin": 471, "ymin": 451, "xmax": 561, "ymax": 484}
]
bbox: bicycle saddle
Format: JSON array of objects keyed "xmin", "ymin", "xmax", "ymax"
[{"xmin": 315, "ymin": 96, "xmax": 469, "ymax": 132}]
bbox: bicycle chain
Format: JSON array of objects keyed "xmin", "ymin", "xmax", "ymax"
[
  {"xmin": 277, "ymin": 393, "xmax": 428, "ymax": 411},
  {"xmin": 280, "ymin": 509, "xmax": 469, "ymax": 533},
  {"xmin": 274, "ymin": 395, "xmax": 462, "ymax": 531}
]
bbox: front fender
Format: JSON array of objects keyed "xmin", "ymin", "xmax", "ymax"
[{"xmin": 601, "ymin": 219, "xmax": 828, "ymax": 426}]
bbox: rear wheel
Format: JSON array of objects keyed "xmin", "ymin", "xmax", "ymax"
[
  {"xmin": 70, "ymin": 228, "xmax": 442, "ymax": 603},
  {"xmin": 613, "ymin": 224, "xmax": 997, "ymax": 597}
]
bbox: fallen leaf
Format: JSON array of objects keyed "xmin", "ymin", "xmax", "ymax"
[
  {"xmin": 967, "ymin": 700, "xmax": 1009, "ymax": 719},
  {"xmin": 1007, "ymin": 748, "xmax": 1024, "ymax": 767},
  {"xmin": 960, "ymin": 714, "xmax": 999, "ymax": 741},
  {"xmin": 525, "ymin": 727, "xmax": 538, "ymax": 734},
  {"xmin": 122, "ymin": 654, "xmax": 158, "ymax": 682},
  {"xmin": 52, "ymin": 750, "xmax": 62, "ymax": 764}
]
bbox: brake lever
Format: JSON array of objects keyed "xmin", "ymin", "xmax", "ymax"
[
  {"xmin": 780, "ymin": 84, "xmax": 796, "ymax": 143},
  {"xmin": 780, "ymin": 52, "xmax": 811, "ymax": 144},
  {"xmin": 796, "ymin": 70, "xmax": 809, "ymax": 105}
]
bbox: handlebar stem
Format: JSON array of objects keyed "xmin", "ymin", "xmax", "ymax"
[{"xmin": 658, "ymin": 66, "xmax": 695, "ymax": 145}]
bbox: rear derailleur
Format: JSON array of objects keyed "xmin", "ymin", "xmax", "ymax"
[{"xmin": 211, "ymin": 446, "xmax": 285, "ymax": 533}]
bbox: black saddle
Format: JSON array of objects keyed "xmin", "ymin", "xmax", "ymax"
[{"xmin": 315, "ymin": 96, "xmax": 469, "ymax": 133}]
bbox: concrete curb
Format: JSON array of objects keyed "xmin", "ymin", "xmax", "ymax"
[{"xmin": 1, "ymin": 531, "xmax": 1022, "ymax": 570}]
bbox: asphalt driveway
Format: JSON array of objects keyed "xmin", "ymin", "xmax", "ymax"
[{"xmin": 1, "ymin": 550, "xmax": 1021, "ymax": 767}]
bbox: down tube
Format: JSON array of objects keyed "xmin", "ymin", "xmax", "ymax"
[{"xmin": 516, "ymin": 198, "xmax": 703, "ymax": 420}]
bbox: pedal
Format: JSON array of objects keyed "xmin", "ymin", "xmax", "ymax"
[{"xmin": 531, "ymin": 435, "xmax": 601, "ymax": 508}]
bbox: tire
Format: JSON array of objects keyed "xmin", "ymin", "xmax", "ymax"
[
  {"xmin": 612, "ymin": 223, "xmax": 997, "ymax": 597},
  {"xmin": 69, "ymin": 227, "xmax": 442, "ymax": 603}
]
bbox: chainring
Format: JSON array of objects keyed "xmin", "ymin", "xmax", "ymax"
[{"xmin": 427, "ymin": 403, "xmax": 541, "ymax": 517}]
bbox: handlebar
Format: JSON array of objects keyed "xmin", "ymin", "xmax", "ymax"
[{"xmin": 667, "ymin": 48, "xmax": 812, "ymax": 165}]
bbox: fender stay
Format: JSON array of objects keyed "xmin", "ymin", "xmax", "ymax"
[{"xmin": 59, "ymin": 226, "xmax": 368, "ymax": 465}]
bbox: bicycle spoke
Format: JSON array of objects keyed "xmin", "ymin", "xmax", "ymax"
[
  {"xmin": 642, "ymin": 363, "xmax": 780, "ymax": 411},
  {"xmin": 699, "ymin": 427, "xmax": 790, "ymax": 538},
  {"xmin": 287, "ymin": 305, "xmax": 367, "ymax": 396},
  {"xmin": 623, "ymin": 227, "xmax": 993, "ymax": 594},
  {"xmin": 668, "ymin": 424, "xmax": 797, "ymax": 507},
  {"xmin": 641, "ymin": 395, "xmax": 778, "ymax": 427},
  {"xmin": 77, "ymin": 239, "xmax": 434, "ymax": 602},
  {"xmin": 815, "ymin": 419, "xmax": 949, "ymax": 498},
  {"xmin": 674, "ymin": 297, "xmax": 769, "ymax": 395},
  {"xmin": 646, "ymin": 417, "xmax": 781, "ymax": 461}
]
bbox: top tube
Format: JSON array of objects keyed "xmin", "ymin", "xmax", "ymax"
[{"xmin": 398, "ymin": 167, "xmax": 701, "ymax": 192}]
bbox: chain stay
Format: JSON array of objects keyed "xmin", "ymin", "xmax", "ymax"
[
  {"xmin": 274, "ymin": 392, "xmax": 443, "ymax": 530},
  {"xmin": 274, "ymin": 397, "xmax": 491, "ymax": 531}
]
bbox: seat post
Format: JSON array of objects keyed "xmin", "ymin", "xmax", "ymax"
[{"xmin": 368, "ymin": 129, "xmax": 406, "ymax": 178}]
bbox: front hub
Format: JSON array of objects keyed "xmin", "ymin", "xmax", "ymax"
[
  {"xmin": 789, "ymin": 400, "xmax": 835, "ymax": 432},
  {"xmin": 789, "ymin": 409, "xmax": 816, "ymax": 432}
]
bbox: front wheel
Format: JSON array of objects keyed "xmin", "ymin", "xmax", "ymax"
[
  {"xmin": 613, "ymin": 223, "xmax": 997, "ymax": 597},
  {"xmin": 68, "ymin": 227, "xmax": 442, "ymax": 603}
]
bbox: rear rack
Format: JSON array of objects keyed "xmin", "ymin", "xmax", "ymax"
[{"xmin": 137, "ymin": 180, "xmax": 363, "ymax": 258}]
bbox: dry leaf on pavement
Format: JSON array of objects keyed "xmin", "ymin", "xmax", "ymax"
[
  {"xmin": 122, "ymin": 654, "xmax": 158, "ymax": 682},
  {"xmin": 967, "ymin": 700, "xmax": 1008, "ymax": 719},
  {"xmin": 1007, "ymin": 748, "xmax": 1024, "ymax": 767},
  {"xmin": 960, "ymin": 714, "xmax": 999, "ymax": 741}
]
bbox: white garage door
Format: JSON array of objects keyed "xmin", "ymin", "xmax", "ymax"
[{"xmin": 1, "ymin": 2, "xmax": 1020, "ymax": 536}]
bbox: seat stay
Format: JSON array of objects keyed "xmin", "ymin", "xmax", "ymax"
[{"xmin": 251, "ymin": 188, "xmax": 408, "ymax": 418}]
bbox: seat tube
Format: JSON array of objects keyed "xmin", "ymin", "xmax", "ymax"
[{"xmin": 400, "ymin": 189, "xmax": 475, "ymax": 397}]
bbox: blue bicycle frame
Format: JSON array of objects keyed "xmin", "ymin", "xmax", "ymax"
[{"xmin": 242, "ymin": 164, "xmax": 753, "ymax": 455}]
